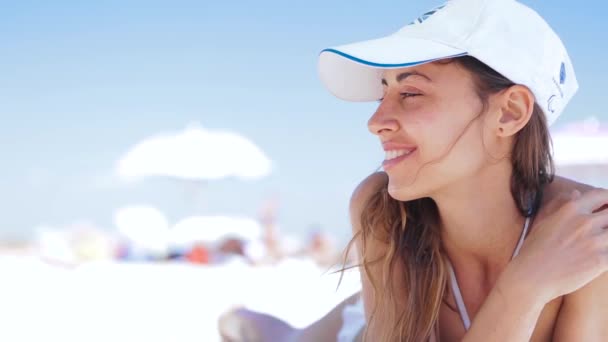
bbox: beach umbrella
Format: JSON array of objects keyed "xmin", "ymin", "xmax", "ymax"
[
  {"xmin": 113, "ymin": 205, "xmax": 170, "ymax": 257},
  {"xmin": 116, "ymin": 124, "xmax": 272, "ymax": 182}
]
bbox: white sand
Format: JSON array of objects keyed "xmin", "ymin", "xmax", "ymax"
[{"xmin": 0, "ymin": 256, "xmax": 361, "ymax": 342}]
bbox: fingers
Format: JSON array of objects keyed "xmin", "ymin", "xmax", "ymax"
[
  {"xmin": 593, "ymin": 203, "xmax": 608, "ymax": 214},
  {"xmin": 596, "ymin": 220, "xmax": 608, "ymax": 268},
  {"xmin": 574, "ymin": 188, "xmax": 608, "ymax": 213},
  {"xmin": 592, "ymin": 208, "xmax": 608, "ymax": 232}
]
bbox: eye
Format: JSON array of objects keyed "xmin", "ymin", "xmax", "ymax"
[
  {"xmin": 400, "ymin": 92, "xmax": 421, "ymax": 99},
  {"xmin": 377, "ymin": 92, "xmax": 422, "ymax": 103}
]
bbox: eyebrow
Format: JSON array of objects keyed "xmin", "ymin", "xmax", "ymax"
[{"xmin": 381, "ymin": 71, "xmax": 432, "ymax": 86}]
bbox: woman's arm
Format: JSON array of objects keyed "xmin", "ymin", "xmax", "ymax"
[
  {"xmin": 552, "ymin": 272, "xmax": 608, "ymax": 341},
  {"xmin": 460, "ymin": 264, "xmax": 547, "ymax": 341},
  {"xmin": 218, "ymin": 291, "xmax": 362, "ymax": 342},
  {"xmin": 549, "ymin": 179, "xmax": 608, "ymax": 341},
  {"xmin": 463, "ymin": 255, "xmax": 608, "ymax": 342},
  {"xmin": 464, "ymin": 187, "xmax": 608, "ymax": 341},
  {"xmin": 291, "ymin": 291, "xmax": 362, "ymax": 342}
]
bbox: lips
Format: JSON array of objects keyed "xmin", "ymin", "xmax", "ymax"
[
  {"xmin": 382, "ymin": 148, "xmax": 417, "ymax": 170},
  {"xmin": 384, "ymin": 149, "xmax": 416, "ymax": 161},
  {"xmin": 381, "ymin": 142, "xmax": 418, "ymax": 171}
]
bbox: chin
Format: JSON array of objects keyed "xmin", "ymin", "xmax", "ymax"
[{"xmin": 386, "ymin": 178, "xmax": 426, "ymax": 202}]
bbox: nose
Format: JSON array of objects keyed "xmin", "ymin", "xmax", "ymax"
[{"xmin": 367, "ymin": 98, "xmax": 400, "ymax": 136}]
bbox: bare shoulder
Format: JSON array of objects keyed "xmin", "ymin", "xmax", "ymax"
[
  {"xmin": 541, "ymin": 175, "xmax": 606, "ymax": 215},
  {"xmin": 544, "ymin": 175, "xmax": 600, "ymax": 199},
  {"xmin": 540, "ymin": 176, "xmax": 604, "ymax": 213},
  {"xmin": 553, "ymin": 263, "xmax": 608, "ymax": 340},
  {"xmin": 549, "ymin": 176, "xmax": 608, "ymax": 340}
]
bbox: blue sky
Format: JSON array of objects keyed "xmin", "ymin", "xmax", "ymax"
[{"xmin": 1, "ymin": 0, "xmax": 607, "ymax": 242}]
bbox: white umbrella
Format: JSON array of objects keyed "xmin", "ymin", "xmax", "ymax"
[
  {"xmin": 113, "ymin": 205, "xmax": 170, "ymax": 256},
  {"xmin": 168, "ymin": 215, "xmax": 262, "ymax": 248},
  {"xmin": 116, "ymin": 124, "xmax": 272, "ymax": 182}
]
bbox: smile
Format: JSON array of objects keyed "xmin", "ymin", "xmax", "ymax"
[{"xmin": 382, "ymin": 148, "xmax": 417, "ymax": 171}]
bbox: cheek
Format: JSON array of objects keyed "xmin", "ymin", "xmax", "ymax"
[
  {"xmin": 408, "ymin": 112, "xmax": 461, "ymax": 158},
  {"xmin": 400, "ymin": 91, "xmax": 483, "ymax": 158},
  {"xmin": 415, "ymin": 107, "xmax": 484, "ymax": 165},
  {"xmin": 398, "ymin": 99, "xmax": 441, "ymax": 130},
  {"xmin": 429, "ymin": 119, "xmax": 488, "ymax": 175}
]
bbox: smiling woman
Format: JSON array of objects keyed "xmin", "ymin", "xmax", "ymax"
[
  {"xmin": 216, "ymin": 0, "xmax": 608, "ymax": 342},
  {"xmin": 346, "ymin": 56, "xmax": 556, "ymax": 341},
  {"xmin": 318, "ymin": 0, "xmax": 608, "ymax": 341}
]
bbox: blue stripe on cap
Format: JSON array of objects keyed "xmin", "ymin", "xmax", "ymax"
[{"xmin": 320, "ymin": 48, "xmax": 468, "ymax": 68}]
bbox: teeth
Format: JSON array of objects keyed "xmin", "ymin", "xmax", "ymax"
[{"xmin": 385, "ymin": 150, "xmax": 411, "ymax": 160}]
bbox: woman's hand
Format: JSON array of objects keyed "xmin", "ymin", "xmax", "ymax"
[{"xmin": 505, "ymin": 188, "xmax": 608, "ymax": 303}]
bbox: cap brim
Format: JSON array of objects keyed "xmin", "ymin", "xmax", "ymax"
[{"xmin": 319, "ymin": 35, "xmax": 467, "ymax": 102}]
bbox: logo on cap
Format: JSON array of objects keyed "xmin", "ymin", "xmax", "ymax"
[
  {"xmin": 409, "ymin": 3, "xmax": 447, "ymax": 25},
  {"xmin": 547, "ymin": 95, "xmax": 557, "ymax": 113},
  {"xmin": 559, "ymin": 62, "xmax": 566, "ymax": 84}
]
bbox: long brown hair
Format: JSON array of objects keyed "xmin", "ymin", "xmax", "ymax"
[{"xmin": 344, "ymin": 56, "xmax": 554, "ymax": 341}]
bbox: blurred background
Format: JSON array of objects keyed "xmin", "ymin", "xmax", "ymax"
[{"xmin": 1, "ymin": 0, "xmax": 607, "ymax": 341}]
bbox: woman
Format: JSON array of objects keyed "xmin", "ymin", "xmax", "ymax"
[{"xmin": 318, "ymin": 0, "xmax": 608, "ymax": 341}]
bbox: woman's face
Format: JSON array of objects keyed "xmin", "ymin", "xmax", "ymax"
[{"xmin": 369, "ymin": 61, "xmax": 500, "ymax": 201}]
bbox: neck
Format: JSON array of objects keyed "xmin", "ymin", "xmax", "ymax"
[{"xmin": 431, "ymin": 162, "xmax": 526, "ymax": 270}]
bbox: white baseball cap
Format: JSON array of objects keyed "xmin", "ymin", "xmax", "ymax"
[{"xmin": 318, "ymin": 0, "xmax": 578, "ymax": 126}]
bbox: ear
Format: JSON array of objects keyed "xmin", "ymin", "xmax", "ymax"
[{"xmin": 494, "ymin": 85, "xmax": 535, "ymax": 137}]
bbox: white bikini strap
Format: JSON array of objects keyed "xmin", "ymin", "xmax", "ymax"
[
  {"xmin": 447, "ymin": 261, "xmax": 471, "ymax": 331},
  {"xmin": 447, "ymin": 216, "xmax": 531, "ymax": 331},
  {"xmin": 512, "ymin": 216, "xmax": 531, "ymax": 258}
]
